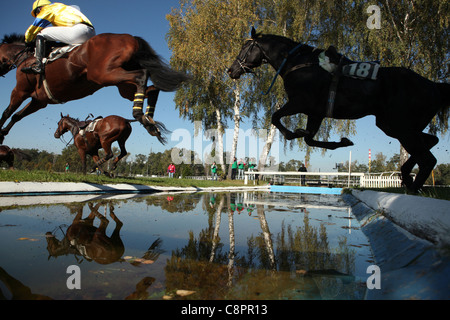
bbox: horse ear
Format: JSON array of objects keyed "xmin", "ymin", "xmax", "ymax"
[
  {"xmin": 60, "ymin": 112, "xmax": 63, "ymax": 118},
  {"xmin": 251, "ymin": 26, "xmax": 257, "ymax": 39}
]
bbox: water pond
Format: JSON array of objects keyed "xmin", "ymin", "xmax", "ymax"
[{"xmin": 0, "ymin": 190, "xmax": 374, "ymax": 300}]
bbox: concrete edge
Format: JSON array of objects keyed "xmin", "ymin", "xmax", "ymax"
[
  {"xmin": 349, "ymin": 189, "xmax": 450, "ymax": 247},
  {"xmin": 0, "ymin": 181, "xmax": 270, "ymax": 207},
  {"xmin": 342, "ymin": 190, "xmax": 450, "ymax": 299},
  {"xmin": 0, "ymin": 181, "xmax": 270, "ymax": 195}
]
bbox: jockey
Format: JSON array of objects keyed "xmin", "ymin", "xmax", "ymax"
[{"xmin": 22, "ymin": 0, "xmax": 95, "ymax": 74}]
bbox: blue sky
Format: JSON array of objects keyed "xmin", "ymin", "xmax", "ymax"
[{"xmin": 1, "ymin": 0, "xmax": 448, "ymax": 172}]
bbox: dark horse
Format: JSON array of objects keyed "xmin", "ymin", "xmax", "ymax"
[
  {"xmin": 54, "ymin": 113, "xmax": 135, "ymax": 175},
  {"xmin": 0, "ymin": 33, "xmax": 189, "ymax": 144},
  {"xmin": 228, "ymin": 28, "xmax": 450, "ymax": 193},
  {"xmin": 0, "ymin": 145, "xmax": 15, "ymax": 169},
  {"xmin": 0, "ymin": 144, "xmax": 31, "ymax": 169}
]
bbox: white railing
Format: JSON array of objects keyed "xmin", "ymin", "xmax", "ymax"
[
  {"xmin": 244, "ymin": 171, "xmax": 364, "ymax": 187},
  {"xmin": 244, "ymin": 171, "xmax": 409, "ymax": 188},
  {"xmin": 359, "ymin": 172, "xmax": 404, "ymax": 188}
]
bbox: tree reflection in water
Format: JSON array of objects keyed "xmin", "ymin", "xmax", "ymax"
[
  {"xmin": 0, "ymin": 191, "xmax": 368, "ymax": 300},
  {"xmin": 164, "ymin": 192, "xmax": 364, "ymax": 300}
]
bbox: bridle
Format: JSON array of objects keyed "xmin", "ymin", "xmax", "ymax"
[
  {"xmin": 56, "ymin": 117, "xmax": 76, "ymax": 146},
  {"xmin": 236, "ymin": 39, "xmax": 269, "ymax": 75},
  {"xmin": 0, "ymin": 45, "xmax": 30, "ymax": 77},
  {"xmin": 235, "ymin": 38, "xmax": 317, "ymax": 95}
]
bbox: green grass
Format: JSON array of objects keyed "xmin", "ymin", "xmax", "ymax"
[
  {"xmin": 0, "ymin": 169, "xmax": 256, "ymax": 188},
  {"xmin": 1, "ymin": 170, "xmax": 448, "ymax": 200}
]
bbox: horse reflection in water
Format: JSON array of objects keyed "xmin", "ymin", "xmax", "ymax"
[
  {"xmin": 46, "ymin": 202, "xmax": 124, "ymax": 264},
  {"xmin": 45, "ymin": 201, "xmax": 164, "ymax": 299}
]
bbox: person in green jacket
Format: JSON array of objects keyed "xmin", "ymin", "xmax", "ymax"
[
  {"xmin": 211, "ymin": 162, "xmax": 218, "ymax": 180},
  {"xmin": 248, "ymin": 159, "xmax": 256, "ymax": 180},
  {"xmin": 231, "ymin": 157, "xmax": 237, "ymax": 180},
  {"xmin": 237, "ymin": 158, "xmax": 246, "ymax": 180}
]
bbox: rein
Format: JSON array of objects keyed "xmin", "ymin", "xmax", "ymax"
[
  {"xmin": 57, "ymin": 117, "xmax": 79, "ymax": 146},
  {"xmin": 1, "ymin": 47, "xmax": 30, "ymax": 77},
  {"xmin": 262, "ymin": 43, "xmax": 303, "ymax": 95}
]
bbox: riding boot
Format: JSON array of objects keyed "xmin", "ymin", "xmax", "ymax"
[{"xmin": 22, "ymin": 36, "xmax": 46, "ymax": 75}]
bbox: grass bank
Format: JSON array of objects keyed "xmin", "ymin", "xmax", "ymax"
[
  {"xmin": 1, "ymin": 170, "xmax": 448, "ymax": 200},
  {"xmin": 0, "ymin": 169, "xmax": 255, "ymax": 188}
]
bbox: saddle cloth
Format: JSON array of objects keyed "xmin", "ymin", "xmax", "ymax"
[
  {"xmin": 79, "ymin": 117, "xmax": 103, "ymax": 136},
  {"xmin": 42, "ymin": 44, "xmax": 81, "ymax": 64},
  {"xmin": 319, "ymin": 48, "xmax": 380, "ymax": 80}
]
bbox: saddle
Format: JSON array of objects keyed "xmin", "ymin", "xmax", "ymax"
[
  {"xmin": 319, "ymin": 46, "xmax": 380, "ymax": 117},
  {"xmin": 43, "ymin": 43, "xmax": 81, "ymax": 65},
  {"xmin": 78, "ymin": 116, "xmax": 103, "ymax": 136},
  {"xmin": 319, "ymin": 45, "xmax": 380, "ymax": 80}
]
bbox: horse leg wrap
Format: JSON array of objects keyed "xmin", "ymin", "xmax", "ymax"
[
  {"xmin": 145, "ymin": 105, "xmax": 155, "ymax": 119},
  {"xmin": 132, "ymin": 93, "xmax": 145, "ymax": 119}
]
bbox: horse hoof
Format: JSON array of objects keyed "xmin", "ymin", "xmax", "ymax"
[{"xmin": 341, "ymin": 138, "xmax": 354, "ymax": 147}]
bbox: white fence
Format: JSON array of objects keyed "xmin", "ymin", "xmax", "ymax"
[
  {"xmin": 245, "ymin": 171, "xmax": 409, "ymax": 188},
  {"xmin": 359, "ymin": 172, "xmax": 403, "ymax": 188}
]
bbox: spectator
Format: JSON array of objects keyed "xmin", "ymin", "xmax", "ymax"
[
  {"xmin": 298, "ymin": 163, "xmax": 307, "ymax": 185},
  {"xmin": 211, "ymin": 162, "xmax": 218, "ymax": 181},
  {"xmin": 238, "ymin": 158, "xmax": 246, "ymax": 180},
  {"xmin": 231, "ymin": 157, "xmax": 237, "ymax": 180},
  {"xmin": 167, "ymin": 163, "xmax": 176, "ymax": 178},
  {"xmin": 248, "ymin": 159, "xmax": 256, "ymax": 180}
]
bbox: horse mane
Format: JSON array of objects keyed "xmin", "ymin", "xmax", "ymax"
[
  {"xmin": 60, "ymin": 115, "xmax": 82, "ymax": 137},
  {"xmin": 2, "ymin": 33, "xmax": 26, "ymax": 44},
  {"xmin": 259, "ymin": 34, "xmax": 300, "ymax": 47},
  {"xmin": 258, "ymin": 33, "xmax": 317, "ymax": 54}
]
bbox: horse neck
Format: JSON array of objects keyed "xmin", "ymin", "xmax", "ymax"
[
  {"xmin": 259, "ymin": 36, "xmax": 318, "ymax": 72},
  {"xmin": 3, "ymin": 43, "xmax": 25, "ymax": 57},
  {"xmin": 64, "ymin": 118, "xmax": 80, "ymax": 137},
  {"xmin": 258, "ymin": 35, "xmax": 301, "ymax": 71}
]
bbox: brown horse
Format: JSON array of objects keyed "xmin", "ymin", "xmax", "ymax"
[
  {"xmin": 0, "ymin": 144, "xmax": 31, "ymax": 169},
  {"xmin": 0, "ymin": 145, "xmax": 15, "ymax": 169},
  {"xmin": 0, "ymin": 33, "xmax": 189, "ymax": 144},
  {"xmin": 54, "ymin": 113, "xmax": 135, "ymax": 175},
  {"xmin": 46, "ymin": 202, "xmax": 124, "ymax": 265}
]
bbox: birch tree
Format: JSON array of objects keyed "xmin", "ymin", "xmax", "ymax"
[
  {"xmin": 359, "ymin": 0, "xmax": 449, "ymax": 165},
  {"xmin": 167, "ymin": 0, "xmax": 257, "ymax": 177}
]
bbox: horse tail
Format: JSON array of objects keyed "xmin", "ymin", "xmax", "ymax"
[{"xmin": 133, "ymin": 36, "xmax": 190, "ymax": 92}]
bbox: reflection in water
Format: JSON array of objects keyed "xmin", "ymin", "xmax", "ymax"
[
  {"xmin": 165, "ymin": 192, "xmax": 364, "ymax": 300},
  {"xmin": 0, "ymin": 266, "xmax": 52, "ymax": 300},
  {"xmin": 0, "ymin": 191, "xmax": 371, "ymax": 300},
  {"xmin": 46, "ymin": 202, "xmax": 124, "ymax": 264}
]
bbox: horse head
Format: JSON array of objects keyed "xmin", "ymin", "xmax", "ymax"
[
  {"xmin": 0, "ymin": 34, "xmax": 28, "ymax": 77},
  {"xmin": 228, "ymin": 27, "xmax": 268, "ymax": 79},
  {"xmin": 54, "ymin": 113, "xmax": 70, "ymax": 138}
]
